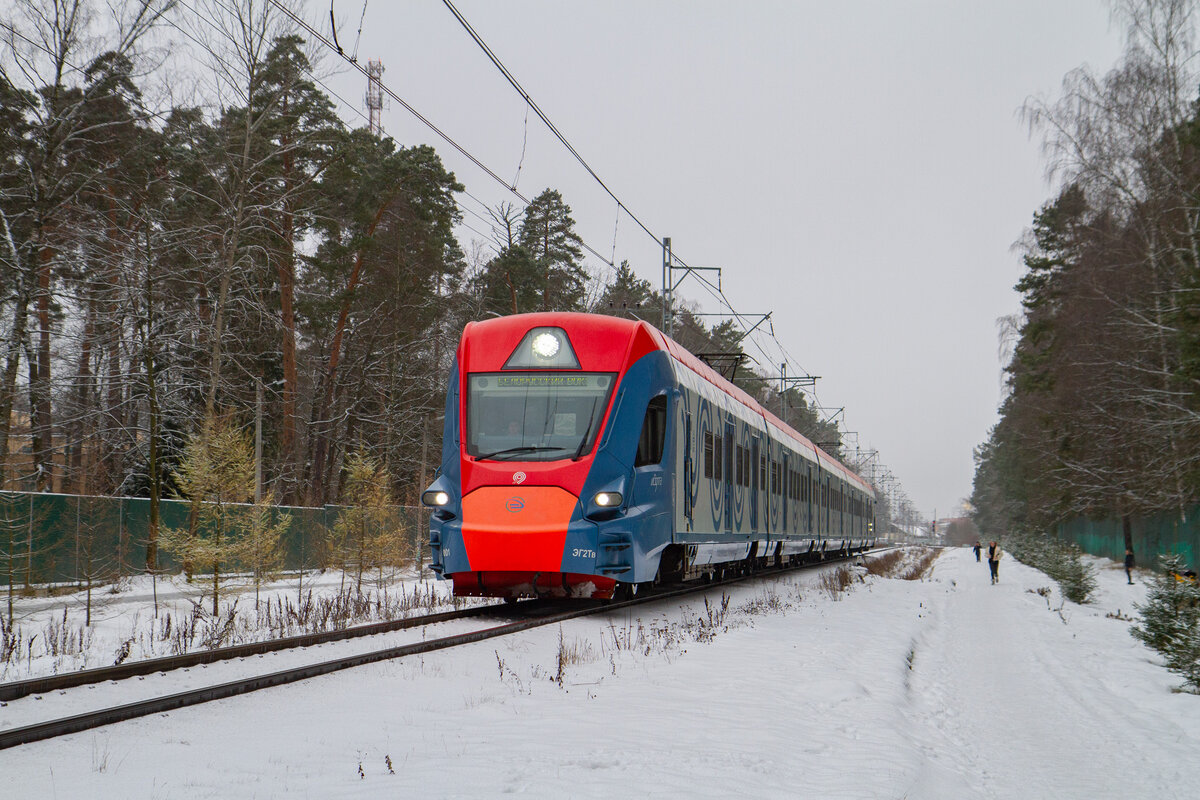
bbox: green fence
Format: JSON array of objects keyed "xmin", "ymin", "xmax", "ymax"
[
  {"xmin": 0, "ymin": 491, "xmax": 427, "ymax": 588},
  {"xmin": 1057, "ymin": 505, "xmax": 1200, "ymax": 570}
]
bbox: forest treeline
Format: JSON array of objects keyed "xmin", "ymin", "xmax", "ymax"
[
  {"xmin": 971, "ymin": 0, "xmax": 1200, "ymax": 539},
  {"xmin": 0, "ymin": 3, "xmax": 844, "ymax": 525}
]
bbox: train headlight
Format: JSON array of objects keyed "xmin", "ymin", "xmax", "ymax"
[
  {"xmin": 593, "ymin": 491, "xmax": 622, "ymax": 508},
  {"xmin": 422, "ymin": 490, "xmax": 450, "ymax": 507},
  {"xmin": 531, "ymin": 331, "xmax": 561, "ymax": 359},
  {"xmin": 503, "ymin": 326, "xmax": 581, "ymax": 369}
]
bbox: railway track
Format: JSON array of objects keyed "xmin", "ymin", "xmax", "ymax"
[
  {"xmin": 0, "ymin": 549, "xmax": 880, "ymax": 750},
  {"xmin": 0, "ymin": 601, "xmax": 508, "ymax": 703}
]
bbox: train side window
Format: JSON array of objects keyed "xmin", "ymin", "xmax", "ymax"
[
  {"xmin": 736, "ymin": 444, "xmax": 745, "ymax": 485},
  {"xmin": 635, "ymin": 395, "xmax": 667, "ymax": 467},
  {"xmin": 703, "ymin": 432, "xmax": 713, "ymax": 477}
]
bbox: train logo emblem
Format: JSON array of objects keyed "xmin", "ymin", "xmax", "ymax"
[
  {"xmin": 505, "ymin": 496, "xmax": 525, "ymax": 512},
  {"xmin": 512, "ymin": 471, "xmax": 526, "ymax": 485}
]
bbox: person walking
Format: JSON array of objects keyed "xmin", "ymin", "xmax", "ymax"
[
  {"xmin": 1125, "ymin": 548, "xmax": 1135, "ymax": 585},
  {"xmin": 987, "ymin": 541, "xmax": 1002, "ymax": 584},
  {"xmin": 973, "ymin": 541, "xmax": 982, "ymax": 562}
]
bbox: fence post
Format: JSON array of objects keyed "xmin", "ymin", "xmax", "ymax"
[
  {"xmin": 25, "ymin": 492, "xmax": 32, "ymax": 590},
  {"xmin": 75, "ymin": 495, "xmax": 82, "ymax": 589}
]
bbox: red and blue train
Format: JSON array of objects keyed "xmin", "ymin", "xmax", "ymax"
[{"xmin": 422, "ymin": 312, "xmax": 877, "ymax": 600}]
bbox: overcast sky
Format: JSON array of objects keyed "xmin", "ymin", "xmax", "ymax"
[{"xmin": 313, "ymin": 0, "xmax": 1126, "ymax": 519}]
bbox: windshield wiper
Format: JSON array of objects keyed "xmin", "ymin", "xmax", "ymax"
[
  {"xmin": 474, "ymin": 446, "xmax": 566, "ymax": 461},
  {"xmin": 572, "ymin": 398, "xmax": 601, "ymax": 461}
]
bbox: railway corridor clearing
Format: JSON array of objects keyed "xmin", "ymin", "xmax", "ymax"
[{"xmin": 3, "ymin": 549, "xmax": 1197, "ymax": 798}]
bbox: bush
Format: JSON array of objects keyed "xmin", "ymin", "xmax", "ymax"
[
  {"xmin": 1131, "ymin": 554, "xmax": 1200, "ymax": 692},
  {"xmin": 1006, "ymin": 532, "xmax": 1097, "ymax": 604}
]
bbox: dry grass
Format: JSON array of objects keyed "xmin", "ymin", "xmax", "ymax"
[
  {"xmin": 862, "ymin": 550, "xmax": 906, "ymax": 577},
  {"xmin": 819, "ymin": 565, "xmax": 858, "ymax": 600},
  {"xmin": 861, "ymin": 547, "xmax": 939, "ymax": 581}
]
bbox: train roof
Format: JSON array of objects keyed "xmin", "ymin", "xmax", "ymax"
[{"xmin": 460, "ymin": 312, "xmax": 875, "ymax": 497}]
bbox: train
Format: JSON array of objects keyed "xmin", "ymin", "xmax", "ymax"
[{"xmin": 421, "ymin": 312, "xmax": 877, "ymax": 600}]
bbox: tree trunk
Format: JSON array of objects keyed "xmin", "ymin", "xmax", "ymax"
[
  {"xmin": 31, "ymin": 239, "xmax": 55, "ymax": 492},
  {"xmin": 307, "ymin": 200, "xmax": 391, "ymax": 504},
  {"xmin": 0, "ymin": 278, "xmax": 31, "ymax": 489}
]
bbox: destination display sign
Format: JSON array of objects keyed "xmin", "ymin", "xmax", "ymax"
[{"xmin": 472, "ymin": 374, "xmax": 612, "ymax": 391}]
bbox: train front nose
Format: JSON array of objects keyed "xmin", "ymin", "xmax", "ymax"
[
  {"xmin": 446, "ymin": 485, "xmax": 616, "ymax": 599},
  {"xmin": 460, "ymin": 485, "xmax": 576, "ymax": 570}
]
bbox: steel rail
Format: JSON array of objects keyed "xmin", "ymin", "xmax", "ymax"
[
  {"xmin": 0, "ymin": 548, "xmax": 883, "ymax": 751},
  {"xmin": 0, "ymin": 602, "xmax": 508, "ymax": 703}
]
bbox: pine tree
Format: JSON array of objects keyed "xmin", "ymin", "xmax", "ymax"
[
  {"xmin": 1132, "ymin": 554, "xmax": 1200, "ymax": 691},
  {"xmin": 596, "ymin": 260, "xmax": 656, "ymax": 320},
  {"xmin": 517, "ymin": 188, "xmax": 588, "ymax": 311}
]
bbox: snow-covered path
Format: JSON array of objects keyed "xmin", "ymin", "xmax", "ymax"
[
  {"xmin": 904, "ymin": 552, "xmax": 1196, "ymax": 799},
  {"xmin": 3, "ymin": 548, "xmax": 1197, "ymax": 798}
]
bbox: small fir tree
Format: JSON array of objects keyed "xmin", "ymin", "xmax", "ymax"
[
  {"xmin": 236, "ymin": 495, "xmax": 291, "ymax": 611},
  {"xmin": 1131, "ymin": 554, "xmax": 1200, "ymax": 692},
  {"xmin": 161, "ymin": 418, "xmax": 256, "ymax": 615},
  {"xmin": 331, "ymin": 452, "xmax": 408, "ymax": 591}
]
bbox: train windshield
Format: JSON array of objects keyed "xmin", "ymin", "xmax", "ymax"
[{"xmin": 466, "ymin": 373, "xmax": 616, "ymax": 461}]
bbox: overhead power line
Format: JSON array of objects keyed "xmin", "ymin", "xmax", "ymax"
[
  {"xmin": 258, "ymin": 0, "xmax": 615, "ymax": 266},
  {"xmin": 263, "ymin": 0, "xmax": 902, "ymax": 499}
]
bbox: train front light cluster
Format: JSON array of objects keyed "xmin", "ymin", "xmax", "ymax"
[
  {"xmin": 593, "ymin": 491, "xmax": 622, "ymax": 508},
  {"xmin": 530, "ymin": 331, "xmax": 561, "ymax": 359},
  {"xmin": 503, "ymin": 326, "xmax": 581, "ymax": 369},
  {"xmin": 422, "ymin": 490, "xmax": 450, "ymax": 507}
]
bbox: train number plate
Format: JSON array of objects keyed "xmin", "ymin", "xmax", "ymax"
[{"xmin": 572, "ymin": 548, "xmax": 596, "ymax": 559}]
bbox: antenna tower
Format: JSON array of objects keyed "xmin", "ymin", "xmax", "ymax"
[{"xmin": 365, "ymin": 59, "xmax": 385, "ymax": 135}]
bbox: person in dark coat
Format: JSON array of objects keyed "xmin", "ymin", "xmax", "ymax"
[
  {"xmin": 1125, "ymin": 548, "xmax": 1135, "ymax": 585},
  {"xmin": 987, "ymin": 541, "xmax": 1002, "ymax": 584},
  {"xmin": 973, "ymin": 541, "xmax": 982, "ymax": 562}
]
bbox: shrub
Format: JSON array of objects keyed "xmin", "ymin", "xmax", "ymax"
[
  {"xmin": 1131, "ymin": 554, "xmax": 1200, "ymax": 692},
  {"xmin": 1007, "ymin": 532, "xmax": 1097, "ymax": 604}
]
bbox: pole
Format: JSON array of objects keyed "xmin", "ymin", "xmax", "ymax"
[
  {"xmin": 779, "ymin": 362, "xmax": 786, "ymax": 419},
  {"xmin": 661, "ymin": 237, "xmax": 672, "ymax": 337},
  {"xmin": 418, "ymin": 415, "xmax": 429, "ymax": 576},
  {"xmin": 255, "ymin": 379, "xmax": 263, "ymax": 504}
]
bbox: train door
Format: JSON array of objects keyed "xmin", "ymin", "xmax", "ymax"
[
  {"xmin": 683, "ymin": 408, "xmax": 693, "ymax": 530},
  {"xmin": 839, "ymin": 483, "xmax": 845, "ymax": 538},
  {"xmin": 781, "ymin": 453, "xmax": 789, "ymax": 531},
  {"xmin": 759, "ymin": 446, "xmax": 769, "ymax": 534},
  {"xmin": 750, "ymin": 436, "xmax": 760, "ymax": 532},
  {"xmin": 723, "ymin": 421, "xmax": 734, "ymax": 532},
  {"xmin": 806, "ymin": 465, "xmax": 813, "ymax": 533}
]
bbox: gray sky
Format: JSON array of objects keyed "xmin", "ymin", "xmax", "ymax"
[{"xmin": 317, "ymin": 0, "xmax": 1125, "ymax": 519}]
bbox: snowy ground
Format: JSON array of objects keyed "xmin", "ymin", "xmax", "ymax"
[
  {"xmin": 2, "ymin": 568, "xmax": 469, "ymax": 682},
  {"xmin": 3, "ymin": 547, "xmax": 1198, "ymax": 799}
]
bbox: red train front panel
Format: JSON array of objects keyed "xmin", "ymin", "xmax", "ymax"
[{"xmin": 424, "ymin": 313, "xmax": 666, "ymax": 599}]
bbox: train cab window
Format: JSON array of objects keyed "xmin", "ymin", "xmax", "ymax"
[
  {"xmin": 466, "ymin": 372, "xmax": 616, "ymax": 461},
  {"xmin": 635, "ymin": 395, "xmax": 667, "ymax": 467}
]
